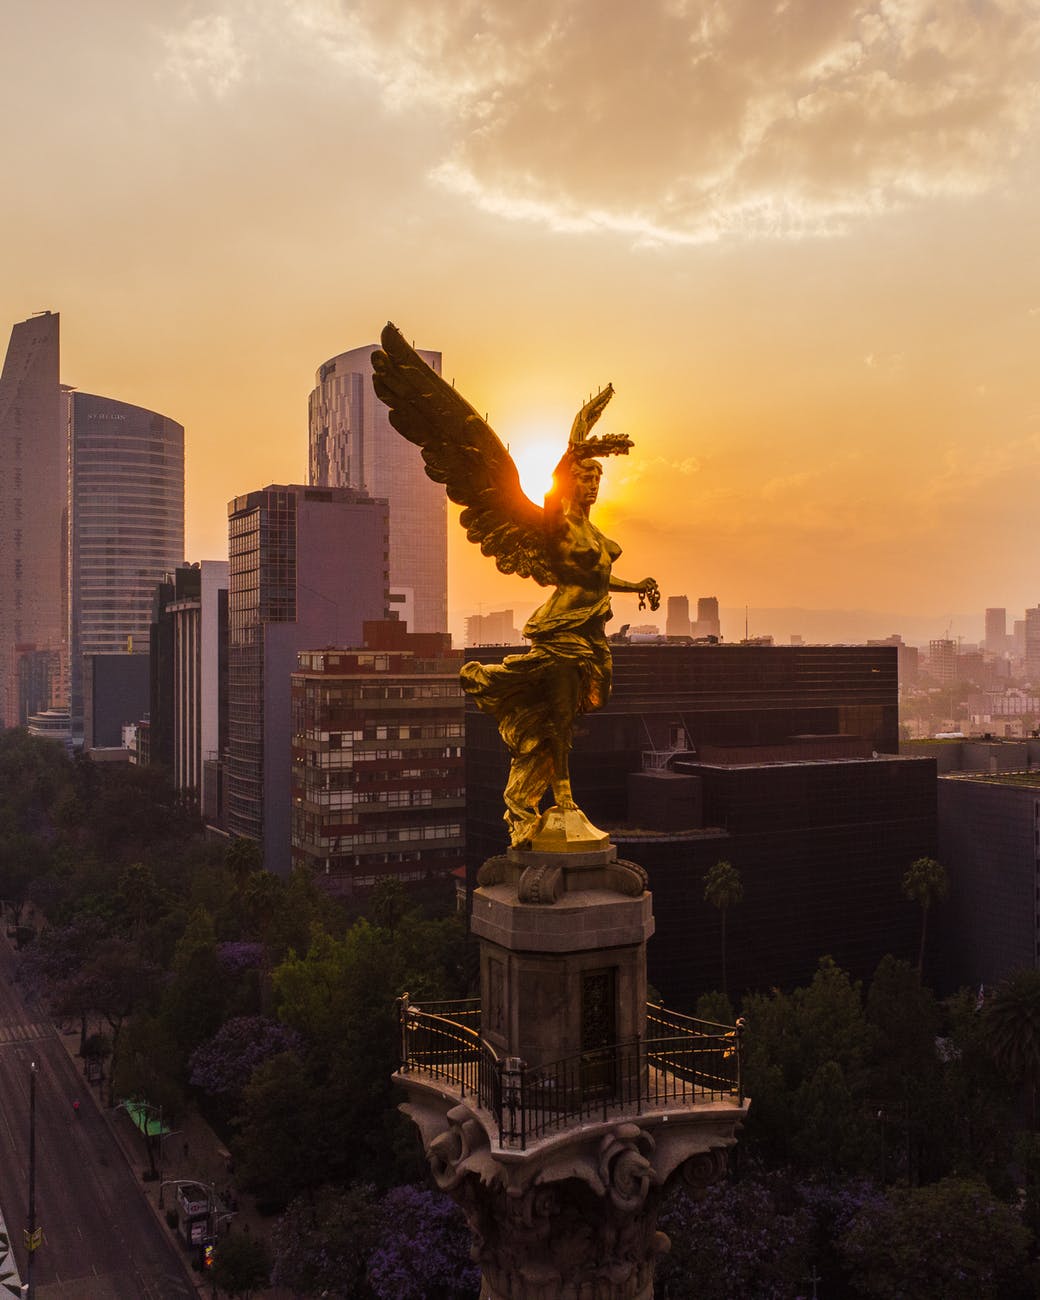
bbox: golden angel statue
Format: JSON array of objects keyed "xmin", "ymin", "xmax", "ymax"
[{"xmin": 372, "ymin": 323, "xmax": 659, "ymax": 851}]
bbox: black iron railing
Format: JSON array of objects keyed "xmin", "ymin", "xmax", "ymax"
[{"xmin": 397, "ymin": 995, "xmax": 744, "ymax": 1150}]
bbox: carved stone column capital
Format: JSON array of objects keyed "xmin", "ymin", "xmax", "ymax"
[{"xmin": 398, "ymin": 1080, "xmax": 744, "ymax": 1300}]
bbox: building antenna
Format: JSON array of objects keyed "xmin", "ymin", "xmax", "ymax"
[{"xmin": 745, "ymin": 605, "xmax": 749, "ymax": 642}]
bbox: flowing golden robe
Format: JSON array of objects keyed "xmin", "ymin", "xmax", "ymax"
[{"xmin": 461, "ymin": 591, "xmax": 613, "ymax": 846}]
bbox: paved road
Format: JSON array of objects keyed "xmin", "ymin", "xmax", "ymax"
[{"xmin": 0, "ymin": 938, "xmax": 195, "ymax": 1299}]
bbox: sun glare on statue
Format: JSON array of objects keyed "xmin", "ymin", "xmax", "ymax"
[{"xmin": 512, "ymin": 438, "xmax": 562, "ymax": 503}]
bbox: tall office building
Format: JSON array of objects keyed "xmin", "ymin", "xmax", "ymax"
[
  {"xmin": 68, "ymin": 393, "xmax": 184, "ymax": 740},
  {"xmin": 694, "ymin": 595, "xmax": 721, "ymax": 640},
  {"xmin": 1025, "ymin": 607, "xmax": 1040, "ymax": 681},
  {"xmin": 929, "ymin": 638, "xmax": 958, "ymax": 685},
  {"xmin": 985, "ymin": 608, "xmax": 1007, "ymax": 657},
  {"xmin": 225, "ymin": 485, "xmax": 390, "ymax": 873},
  {"xmin": 150, "ymin": 563, "xmax": 229, "ymax": 800},
  {"xmin": 0, "ymin": 312, "xmax": 65, "ymax": 727},
  {"xmin": 291, "ymin": 622, "xmax": 464, "ymax": 895},
  {"xmin": 465, "ymin": 610, "xmax": 519, "ymax": 646},
  {"xmin": 665, "ymin": 596, "xmax": 691, "ymax": 638},
  {"xmin": 308, "ymin": 344, "xmax": 447, "ymax": 634}
]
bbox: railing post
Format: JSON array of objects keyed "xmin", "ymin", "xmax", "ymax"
[
  {"xmin": 500, "ymin": 1056, "xmax": 524, "ymax": 1150},
  {"xmin": 397, "ymin": 992, "xmax": 410, "ymax": 1073},
  {"xmin": 735, "ymin": 1016, "xmax": 746, "ymax": 1104},
  {"xmin": 635, "ymin": 1034, "xmax": 642, "ymax": 1115}
]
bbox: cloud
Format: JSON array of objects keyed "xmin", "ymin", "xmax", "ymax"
[
  {"xmin": 160, "ymin": 13, "xmax": 247, "ymax": 97},
  {"xmin": 324, "ymin": 0, "xmax": 1040, "ymax": 242},
  {"xmin": 913, "ymin": 431, "xmax": 1040, "ymax": 521}
]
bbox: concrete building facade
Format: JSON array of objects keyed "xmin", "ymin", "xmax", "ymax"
[
  {"xmin": 225, "ymin": 485, "xmax": 389, "ymax": 874},
  {"xmin": 1026, "ymin": 607, "xmax": 1040, "ymax": 682},
  {"xmin": 291, "ymin": 622, "xmax": 464, "ymax": 895},
  {"xmin": 464, "ymin": 610, "xmax": 518, "ymax": 646},
  {"xmin": 163, "ymin": 562, "xmax": 229, "ymax": 801},
  {"xmin": 308, "ymin": 344, "xmax": 447, "ymax": 634},
  {"xmin": 936, "ymin": 772, "xmax": 1040, "ymax": 990}
]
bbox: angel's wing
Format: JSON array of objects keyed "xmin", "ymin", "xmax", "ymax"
[{"xmin": 371, "ymin": 323, "xmax": 556, "ymax": 585}]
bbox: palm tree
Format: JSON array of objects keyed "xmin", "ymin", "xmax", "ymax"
[
  {"xmin": 704, "ymin": 860, "xmax": 743, "ymax": 997},
  {"xmin": 984, "ymin": 968, "xmax": 1040, "ymax": 1128},
  {"xmin": 902, "ymin": 856, "xmax": 948, "ymax": 977}
]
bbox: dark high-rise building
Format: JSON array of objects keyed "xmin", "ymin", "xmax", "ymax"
[
  {"xmin": 68, "ymin": 392, "xmax": 184, "ymax": 741},
  {"xmin": 225, "ymin": 485, "xmax": 389, "ymax": 874},
  {"xmin": 308, "ymin": 344, "xmax": 447, "ymax": 634},
  {"xmin": 291, "ymin": 621, "xmax": 464, "ymax": 896},
  {"xmin": 937, "ymin": 772, "xmax": 1040, "ymax": 990},
  {"xmin": 1025, "ymin": 607, "xmax": 1040, "ymax": 681},
  {"xmin": 466, "ymin": 642, "xmax": 933, "ymax": 999},
  {"xmin": 665, "ymin": 595, "xmax": 691, "ymax": 638},
  {"xmin": 150, "ymin": 562, "xmax": 228, "ymax": 801},
  {"xmin": 985, "ymin": 607, "xmax": 1007, "ymax": 657},
  {"xmin": 0, "ymin": 312, "xmax": 65, "ymax": 726},
  {"xmin": 694, "ymin": 596, "xmax": 721, "ymax": 640}
]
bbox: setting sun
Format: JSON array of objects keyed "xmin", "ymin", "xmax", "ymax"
[{"xmin": 510, "ymin": 436, "xmax": 562, "ymax": 503}]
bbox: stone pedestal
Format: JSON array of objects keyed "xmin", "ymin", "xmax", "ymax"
[{"xmin": 471, "ymin": 845, "xmax": 652, "ymax": 1069}]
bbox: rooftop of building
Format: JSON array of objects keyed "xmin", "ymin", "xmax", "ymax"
[
  {"xmin": 673, "ymin": 753, "xmax": 925, "ymax": 772},
  {"xmin": 940, "ymin": 769, "xmax": 1040, "ymax": 787}
]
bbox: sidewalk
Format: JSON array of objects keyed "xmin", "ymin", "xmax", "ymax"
[{"xmin": 59, "ymin": 1022, "xmax": 295, "ymax": 1299}]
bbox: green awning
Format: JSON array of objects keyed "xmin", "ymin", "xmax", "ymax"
[{"xmin": 122, "ymin": 1100, "xmax": 171, "ymax": 1137}]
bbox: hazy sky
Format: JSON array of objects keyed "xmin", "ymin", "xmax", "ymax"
[{"xmin": 3, "ymin": 0, "xmax": 1039, "ymax": 643}]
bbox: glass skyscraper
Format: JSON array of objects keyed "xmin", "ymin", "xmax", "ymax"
[
  {"xmin": 68, "ymin": 392, "xmax": 184, "ymax": 739},
  {"xmin": 225, "ymin": 484, "xmax": 390, "ymax": 873},
  {"xmin": 0, "ymin": 311, "xmax": 65, "ymax": 726},
  {"xmin": 308, "ymin": 344, "xmax": 447, "ymax": 635}
]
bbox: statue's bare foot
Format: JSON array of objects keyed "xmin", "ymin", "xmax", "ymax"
[{"xmin": 552, "ymin": 782, "xmax": 578, "ymax": 811}]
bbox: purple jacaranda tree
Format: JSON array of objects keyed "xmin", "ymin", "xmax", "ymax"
[
  {"xmin": 271, "ymin": 1182, "xmax": 380, "ymax": 1297},
  {"xmin": 367, "ymin": 1185, "xmax": 479, "ymax": 1300},
  {"xmin": 216, "ymin": 941, "xmax": 266, "ymax": 973},
  {"xmin": 189, "ymin": 1014, "xmax": 303, "ymax": 1100}
]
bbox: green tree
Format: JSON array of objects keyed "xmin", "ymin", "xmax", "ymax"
[
  {"xmin": 742, "ymin": 957, "xmax": 877, "ymax": 1171},
  {"xmin": 984, "ymin": 968, "xmax": 1040, "ymax": 1128},
  {"xmin": 703, "ymin": 859, "xmax": 742, "ymax": 997},
  {"xmin": 225, "ymin": 837, "xmax": 263, "ymax": 890},
  {"xmin": 901, "ymin": 856, "xmax": 948, "ymax": 977},
  {"xmin": 838, "ymin": 1177, "xmax": 1031, "ymax": 1300},
  {"xmin": 865, "ymin": 955, "xmax": 941, "ymax": 1184},
  {"xmin": 271, "ymin": 1183, "xmax": 380, "ymax": 1297},
  {"xmin": 233, "ymin": 1051, "xmax": 321, "ymax": 1208},
  {"xmin": 117, "ymin": 861, "xmax": 164, "ymax": 940},
  {"xmin": 161, "ymin": 907, "xmax": 226, "ymax": 1060},
  {"xmin": 370, "ymin": 876, "xmax": 407, "ymax": 933},
  {"xmin": 210, "ymin": 1231, "xmax": 270, "ymax": 1299}
]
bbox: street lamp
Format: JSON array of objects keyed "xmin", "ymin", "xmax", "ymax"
[{"xmin": 24, "ymin": 1061, "xmax": 39, "ymax": 1300}]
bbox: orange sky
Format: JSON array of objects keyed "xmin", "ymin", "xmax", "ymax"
[{"xmin": 3, "ymin": 1, "xmax": 1039, "ymax": 645}]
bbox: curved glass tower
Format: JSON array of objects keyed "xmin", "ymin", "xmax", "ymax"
[
  {"xmin": 68, "ymin": 392, "xmax": 184, "ymax": 739},
  {"xmin": 308, "ymin": 344, "xmax": 447, "ymax": 635}
]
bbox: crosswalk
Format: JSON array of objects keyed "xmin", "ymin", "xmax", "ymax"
[{"xmin": 0, "ymin": 1019, "xmax": 53, "ymax": 1046}]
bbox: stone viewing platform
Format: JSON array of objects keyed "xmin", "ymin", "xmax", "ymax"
[
  {"xmin": 396, "ymin": 993, "xmax": 744, "ymax": 1156},
  {"xmin": 394, "ymin": 841, "xmax": 749, "ymax": 1300}
]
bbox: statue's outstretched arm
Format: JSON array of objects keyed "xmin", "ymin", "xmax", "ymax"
[{"xmin": 610, "ymin": 575, "xmax": 661, "ymax": 611}]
